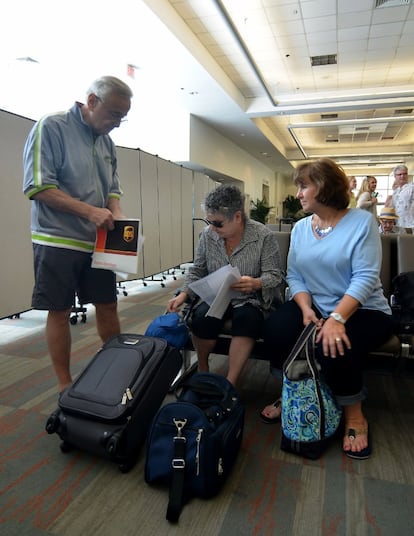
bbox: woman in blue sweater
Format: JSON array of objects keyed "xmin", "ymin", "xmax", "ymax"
[{"xmin": 261, "ymin": 158, "xmax": 394, "ymax": 459}]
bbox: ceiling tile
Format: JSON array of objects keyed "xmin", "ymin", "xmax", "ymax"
[
  {"xmin": 370, "ymin": 21, "xmax": 405, "ymax": 38},
  {"xmin": 265, "ymin": 4, "xmax": 302, "ymax": 22},
  {"xmin": 300, "ymin": 0, "xmax": 337, "ymax": 17},
  {"xmin": 303, "ymin": 15, "xmax": 336, "ymax": 33},
  {"xmin": 339, "ymin": 26, "xmax": 370, "ymax": 40},
  {"xmin": 307, "ymin": 30, "xmax": 337, "ymax": 46},
  {"xmin": 338, "ymin": 11, "xmax": 372, "ymax": 28},
  {"xmin": 372, "ymin": 5, "xmax": 410, "ymax": 24},
  {"xmin": 338, "ymin": 0, "xmax": 376, "ymax": 14}
]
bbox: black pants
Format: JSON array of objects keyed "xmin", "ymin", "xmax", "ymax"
[
  {"xmin": 191, "ymin": 302, "xmax": 264, "ymax": 340},
  {"xmin": 263, "ymin": 300, "xmax": 395, "ymax": 403}
]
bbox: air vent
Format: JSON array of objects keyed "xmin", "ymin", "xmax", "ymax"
[
  {"xmin": 321, "ymin": 113, "xmax": 338, "ymax": 119},
  {"xmin": 381, "ymin": 136, "xmax": 395, "ymax": 140},
  {"xmin": 394, "ymin": 108, "xmax": 413, "ymax": 115},
  {"xmin": 325, "ymin": 138, "xmax": 339, "ymax": 142},
  {"xmin": 375, "ymin": 0, "xmax": 410, "ymax": 7},
  {"xmin": 310, "ymin": 54, "xmax": 337, "ymax": 66}
]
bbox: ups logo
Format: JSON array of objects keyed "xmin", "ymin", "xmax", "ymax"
[{"xmin": 123, "ymin": 225, "xmax": 135, "ymax": 242}]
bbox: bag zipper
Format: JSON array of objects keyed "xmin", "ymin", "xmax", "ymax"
[
  {"xmin": 195, "ymin": 428, "xmax": 203, "ymax": 475},
  {"xmin": 121, "ymin": 388, "xmax": 133, "ymax": 405}
]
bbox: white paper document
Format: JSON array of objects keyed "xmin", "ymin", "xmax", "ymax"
[{"xmin": 189, "ymin": 265, "xmax": 241, "ymax": 319}]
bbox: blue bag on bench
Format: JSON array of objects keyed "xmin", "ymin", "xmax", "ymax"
[{"xmin": 144, "ymin": 312, "xmax": 189, "ymax": 349}]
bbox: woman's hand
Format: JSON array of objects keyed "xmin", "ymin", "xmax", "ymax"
[
  {"xmin": 316, "ymin": 317, "xmax": 351, "ymax": 358},
  {"xmin": 301, "ymin": 306, "xmax": 320, "ymax": 327},
  {"xmin": 167, "ymin": 291, "xmax": 188, "ymax": 312},
  {"xmin": 231, "ymin": 275, "xmax": 260, "ymax": 293}
]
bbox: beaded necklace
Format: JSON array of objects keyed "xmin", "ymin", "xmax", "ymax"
[{"xmin": 314, "ymin": 224, "xmax": 333, "ymax": 237}]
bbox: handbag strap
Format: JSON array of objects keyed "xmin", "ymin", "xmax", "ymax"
[
  {"xmin": 304, "ymin": 336, "xmax": 327, "ymax": 438},
  {"xmin": 284, "ymin": 323, "xmax": 328, "ymax": 439},
  {"xmin": 283, "ymin": 322, "xmax": 317, "ymax": 374},
  {"xmin": 166, "ymin": 418, "xmax": 187, "ymax": 523},
  {"xmin": 304, "ymin": 327, "xmax": 319, "ymax": 380}
]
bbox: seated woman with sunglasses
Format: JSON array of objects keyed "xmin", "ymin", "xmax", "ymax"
[{"xmin": 167, "ymin": 184, "xmax": 282, "ymax": 386}]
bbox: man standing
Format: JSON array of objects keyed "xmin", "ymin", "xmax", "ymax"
[
  {"xmin": 23, "ymin": 76, "xmax": 133, "ymax": 392},
  {"xmin": 389, "ymin": 164, "xmax": 414, "ymax": 230}
]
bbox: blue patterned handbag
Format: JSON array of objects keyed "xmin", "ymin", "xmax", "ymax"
[{"xmin": 280, "ymin": 322, "xmax": 342, "ymax": 460}]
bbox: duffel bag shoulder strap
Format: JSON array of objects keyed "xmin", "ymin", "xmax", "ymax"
[
  {"xmin": 177, "ymin": 373, "xmax": 236, "ymax": 411},
  {"xmin": 180, "ymin": 380, "xmax": 226, "ymax": 400},
  {"xmin": 166, "ymin": 418, "xmax": 187, "ymax": 523}
]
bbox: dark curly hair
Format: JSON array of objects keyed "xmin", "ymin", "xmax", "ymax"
[
  {"xmin": 203, "ymin": 185, "xmax": 246, "ymax": 222},
  {"xmin": 293, "ymin": 158, "xmax": 350, "ymax": 210}
]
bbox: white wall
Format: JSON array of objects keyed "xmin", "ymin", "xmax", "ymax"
[
  {"xmin": 0, "ymin": 111, "xmax": 195, "ymax": 319},
  {"xmin": 188, "ymin": 115, "xmax": 278, "ymax": 203}
]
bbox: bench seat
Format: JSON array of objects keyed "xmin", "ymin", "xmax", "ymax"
[{"xmin": 175, "ymin": 231, "xmax": 413, "ymax": 387}]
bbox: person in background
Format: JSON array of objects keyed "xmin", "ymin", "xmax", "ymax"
[
  {"xmin": 348, "ymin": 176, "xmax": 357, "ymax": 208},
  {"xmin": 378, "ymin": 207, "xmax": 405, "ymax": 235},
  {"xmin": 384, "ymin": 178, "xmax": 398, "ymax": 207},
  {"xmin": 388, "ymin": 164, "xmax": 414, "ymax": 230},
  {"xmin": 23, "ymin": 75, "xmax": 133, "ymax": 392},
  {"xmin": 167, "ymin": 185, "xmax": 282, "ymax": 386},
  {"xmin": 356, "ymin": 176, "xmax": 378, "ymax": 216},
  {"xmin": 260, "ymin": 158, "xmax": 394, "ymax": 460}
]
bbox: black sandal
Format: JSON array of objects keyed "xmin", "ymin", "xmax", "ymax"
[{"xmin": 344, "ymin": 426, "xmax": 372, "ymax": 460}]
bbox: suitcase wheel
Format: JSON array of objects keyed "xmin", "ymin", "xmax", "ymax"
[
  {"xmin": 118, "ymin": 462, "xmax": 133, "ymax": 474},
  {"xmin": 45, "ymin": 412, "xmax": 60, "ymax": 434},
  {"xmin": 106, "ymin": 435, "xmax": 120, "ymax": 456},
  {"xmin": 60, "ymin": 441, "xmax": 74, "ymax": 453}
]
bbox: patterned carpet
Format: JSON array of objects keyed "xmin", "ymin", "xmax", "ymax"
[{"xmin": 1, "ymin": 275, "xmax": 414, "ymax": 536}]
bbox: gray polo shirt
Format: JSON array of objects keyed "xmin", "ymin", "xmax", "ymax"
[{"xmin": 23, "ymin": 103, "xmax": 122, "ymax": 252}]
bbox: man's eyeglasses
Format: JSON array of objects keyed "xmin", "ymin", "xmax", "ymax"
[
  {"xmin": 96, "ymin": 96, "xmax": 128, "ymax": 123},
  {"xmin": 206, "ymin": 219, "xmax": 225, "ymax": 228}
]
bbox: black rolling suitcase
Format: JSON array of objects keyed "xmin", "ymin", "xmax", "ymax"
[{"xmin": 45, "ymin": 334, "xmax": 182, "ymax": 472}]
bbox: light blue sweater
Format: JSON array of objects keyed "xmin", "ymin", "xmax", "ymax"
[{"xmin": 286, "ymin": 209, "xmax": 391, "ymax": 317}]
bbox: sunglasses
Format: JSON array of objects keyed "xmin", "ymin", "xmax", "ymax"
[{"xmin": 206, "ymin": 219, "xmax": 225, "ymax": 228}]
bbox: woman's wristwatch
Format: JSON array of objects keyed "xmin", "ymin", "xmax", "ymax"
[{"xmin": 329, "ymin": 312, "xmax": 346, "ymax": 324}]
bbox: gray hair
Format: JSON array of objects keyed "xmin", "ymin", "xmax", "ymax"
[
  {"xmin": 86, "ymin": 76, "xmax": 133, "ymax": 102},
  {"xmin": 393, "ymin": 164, "xmax": 407, "ymax": 176},
  {"xmin": 203, "ymin": 184, "xmax": 246, "ymax": 222}
]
